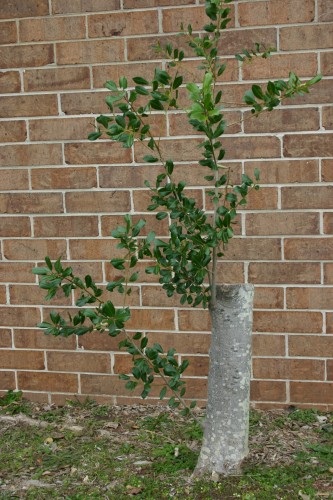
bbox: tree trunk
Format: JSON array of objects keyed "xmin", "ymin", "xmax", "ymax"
[{"xmin": 194, "ymin": 284, "xmax": 254, "ymax": 477}]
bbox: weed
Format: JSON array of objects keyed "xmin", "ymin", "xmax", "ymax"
[{"xmin": 0, "ymin": 390, "xmax": 32, "ymax": 415}]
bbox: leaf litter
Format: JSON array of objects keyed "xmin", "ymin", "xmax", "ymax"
[{"xmin": 0, "ymin": 395, "xmax": 332, "ymax": 499}]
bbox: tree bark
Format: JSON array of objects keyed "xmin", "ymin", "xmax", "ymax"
[{"xmin": 194, "ymin": 284, "xmax": 254, "ymax": 476}]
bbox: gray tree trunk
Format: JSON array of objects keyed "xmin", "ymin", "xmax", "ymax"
[{"xmin": 194, "ymin": 284, "xmax": 254, "ymax": 477}]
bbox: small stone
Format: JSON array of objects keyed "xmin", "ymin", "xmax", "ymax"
[{"xmin": 211, "ymin": 471, "xmax": 219, "ymax": 482}]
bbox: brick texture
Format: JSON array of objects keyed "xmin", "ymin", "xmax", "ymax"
[{"xmin": 0, "ymin": 0, "xmax": 332, "ymax": 409}]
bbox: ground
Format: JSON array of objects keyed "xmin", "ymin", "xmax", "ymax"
[{"xmin": 0, "ymin": 391, "xmax": 333, "ymax": 499}]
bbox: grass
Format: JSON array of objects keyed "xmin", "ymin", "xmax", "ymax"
[{"xmin": 0, "ymin": 392, "xmax": 332, "ymax": 499}]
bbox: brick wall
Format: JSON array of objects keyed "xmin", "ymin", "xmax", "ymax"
[{"xmin": 0, "ymin": 0, "xmax": 332, "ymax": 409}]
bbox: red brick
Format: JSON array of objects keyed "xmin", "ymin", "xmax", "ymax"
[
  {"xmin": 287, "ymin": 287, "xmax": 333, "ymax": 310},
  {"xmin": 325, "ymin": 264, "xmax": 333, "ymax": 284},
  {"xmin": 216, "ymin": 28, "xmax": 277, "ymax": 56},
  {"xmin": 142, "ymin": 286, "xmax": 187, "ymax": 308},
  {"xmin": 14, "ymin": 329, "xmax": 76, "ymax": 350},
  {"xmin": 328, "ymin": 314, "xmax": 333, "ymax": 334},
  {"xmin": 135, "ymin": 136, "xmax": 280, "ymax": 162},
  {"xmin": 89, "ymin": 11, "xmax": 158, "ymax": 37},
  {"xmin": 80, "ymin": 374, "xmax": 128, "ymax": 396},
  {"xmin": 242, "ymin": 53, "xmax": 317, "ymax": 80},
  {"xmin": 0, "ymin": 44, "xmax": 54, "ymax": 69},
  {"xmin": 239, "ymin": 0, "xmax": 314, "ymax": 26},
  {"xmin": 0, "ymin": 263, "xmax": 35, "ymax": 283},
  {"xmin": 101, "ymin": 214, "xmax": 168, "ymax": 237},
  {"xmin": 65, "ymin": 142, "xmax": 131, "ymax": 165},
  {"xmin": 324, "ymin": 213, "xmax": 333, "ymax": 234},
  {"xmin": 0, "ymin": 286, "xmax": 6, "ymax": 304},
  {"xmin": 0, "ymin": 120, "xmax": 26, "ymax": 143},
  {"xmin": 93, "ymin": 62, "xmax": 158, "ymax": 89},
  {"xmin": 0, "ymin": 71, "xmax": 21, "ymax": 93},
  {"xmin": 10, "ymin": 284, "xmax": 71, "ymax": 306},
  {"xmin": 251, "ymin": 380, "xmax": 286, "ymax": 402},
  {"xmin": 327, "ymin": 361, "xmax": 333, "ymax": 380},
  {"xmin": 179, "ymin": 356, "xmax": 209, "ymax": 377},
  {"xmin": 0, "ymin": 21, "xmax": 17, "ymax": 44},
  {"xmin": 173, "ymin": 163, "xmax": 242, "ymax": 187},
  {"xmin": 69, "ymin": 239, "xmax": 124, "ymax": 260},
  {"xmin": 254, "ymin": 311, "xmax": 322, "ymax": 334},
  {"xmin": 61, "ymin": 92, "xmax": 106, "ymax": 115},
  {"xmin": 47, "ymin": 352, "xmax": 111, "ymax": 373},
  {"xmin": 20, "ymin": 16, "xmax": 85, "ymax": 42},
  {"xmin": 18, "ymin": 372, "xmax": 78, "ymax": 393},
  {"xmin": 24, "ymin": 67, "xmax": 91, "ymax": 92},
  {"xmin": 133, "ymin": 188, "xmax": 203, "ymax": 212},
  {"xmin": 284, "ymin": 238, "xmax": 333, "ymax": 261},
  {"xmin": 147, "ymin": 331, "xmax": 211, "ymax": 355},
  {"xmin": 322, "ymin": 160, "xmax": 333, "ymax": 181},
  {"xmin": 3, "ymin": 239, "xmax": 66, "ymax": 260},
  {"xmin": 223, "ymin": 237, "xmax": 281, "ymax": 261},
  {"xmin": 284, "ymin": 133, "xmax": 333, "ymax": 158},
  {"xmin": 253, "ymin": 358, "xmax": 324, "ymax": 381},
  {"xmin": 167, "ymin": 58, "xmax": 239, "ymax": 84},
  {"xmin": 323, "ymin": 106, "xmax": 333, "ymax": 130},
  {"xmin": 100, "ymin": 165, "xmax": 163, "ymax": 189},
  {"xmin": 124, "ymin": 0, "xmax": 194, "ymax": 6},
  {"xmin": 169, "ymin": 111, "xmax": 241, "ymax": 136},
  {"xmin": 0, "ymin": 329, "xmax": 12, "ymax": 348},
  {"xmin": 322, "ymin": 52, "xmax": 333, "ymax": 76},
  {"xmin": 78, "ymin": 331, "xmax": 123, "ymax": 351},
  {"xmin": 127, "ymin": 309, "xmax": 175, "ymax": 331},
  {"xmin": 0, "ymin": 371, "xmax": 15, "ymax": 390},
  {"xmin": 178, "ymin": 309, "xmax": 211, "ymax": 332},
  {"xmin": 0, "ymin": 95, "xmax": 58, "ymax": 118},
  {"xmin": 53, "ymin": 0, "xmax": 120, "ymax": 13},
  {"xmin": 125, "ymin": 34, "xmax": 189, "ymax": 62},
  {"xmin": 0, "ymin": 307, "xmax": 41, "ymax": 327},
  {"xmin": 0, "ymin": 193, "xmax": 63, "ymax": 214},
  {"xmin": 245, "ymin": 159, "xmax": 319, "ymax": 184},
  {"xmin": 30, "ymin": 117, "xmax": 92, "ymax": 142},
  {"xmin": 57, "ymin": 40, "xmax": 124, "ymax": 65},
  {"xmin": 163, "ymin": 6, "xmax": 225, "ymax": 33},
  {"xmin": 318, "ymin": 0, "xmax": 333, "ymax": 21},
  {"xmin": 282, "ymin": 186, "xmax": 333, "ymax": 209},
  {"xmin": 254, "ymin": 287, "xmax": 284, "ymax": 309},
  {"xmin": 236, "ymin": 187, "xmax": 277, "ymax": 211},
  {"xmin": 34, "ymin": 216, "xmax": 99, "ymax": 238},
  {"xmin": 290, "ymin": 382, "xmax": 333, "ymax": 404},
  {"xmin": 245, "ymin": 108, "xmax": 319, "ymax": 134},
  {"xmin": 253, "ymin": 334, "xmax": 285, "ymax": 356},
  {"xmin": 0, "ymin": 350, "xmax": 44, "ymax": 370},
  {"xmin": 31, "ymin": 167, "xmax": 97, "ymax": 190},
  {"xmin": 289, "ymin": 335, "xmax": 333, "ymax": 357},
  {"xmin": 0, "ymin": 1, "xmax": 49, "ymax": 19},
  {"xmin": 0, "ymin": 217, "xmax": 31, "ymax": 237},
  {"xmin": 280, "ymin": 24, "xmax": 333, "ymax": 50},
  {"xmin": 286, "ymin": 80, "xmax": 333, "ymax": 106},
  {"xmin": 246, "ymin": 212, "xmax": 319, "ymax": 236},
  {"xmin": 66, "ymin": 261, "xmax": 103, "ymax": 282},
  {"xmin": 65, "ymin": 191, "xmax": 130, "ymax": 213},
  {"xmin": 250, "ymin": 263, "xmax": 320, "ymax": 285}
]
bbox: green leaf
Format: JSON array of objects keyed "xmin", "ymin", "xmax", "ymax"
[
  {"xmin": 129, "ymin": 272, "xmax": 139, "ymax": 282},
  {"xmin": 45, "ymin": 256, "xmax": 52, "ymax": 270},
  {"xmin": 254, "ymin": 168, "xmax": 260, "ymax": 181},
  {"xmin": 156, "ymin": 212, "xmax": 168, "ymax": 220},
  {"xmin": 119, "ymin": 76, "xmax": 128, "ymax": 89},
  {"xmin": 88, "ymin": 131, "xmax": 102, "ymax": 141},
  {"xmin": 143, "ymin": 155, "xmax": 158, "ymax": 163},
  {"xmin": 104, "ymin": 80, "xmax": 118, "ymax": 91},
  {"xmin": 32, "ymin": 267, "xmax": 49, "ymax": 275},
  {"xmin": 159, "ymin": 386, "xmax": 167, "ymax": 400},
  {"xmin": 133, "ymin": 76, "xmax": 149, "ymax": 85},
  {"xmin": 110, "ymin": 258, "xmax": 126, "ymax": 270},
  {"xmin": 173, "ymin": 76, "xmax": 183, "ymax": 89}
]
